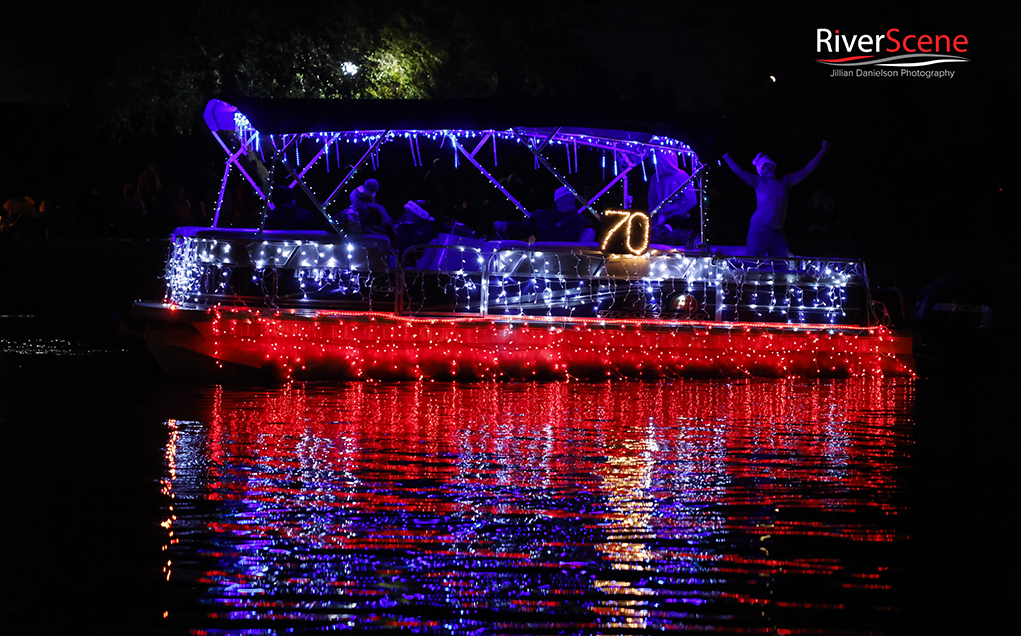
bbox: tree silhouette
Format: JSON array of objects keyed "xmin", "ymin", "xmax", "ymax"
[{"xmin": 12, "ymin": 1, "xmax": 609, "ymax": 140}]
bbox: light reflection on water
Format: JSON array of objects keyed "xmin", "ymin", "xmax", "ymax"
[
  {"xmin": 0, "ymin": 336, "xmax": 127, "ymax": 355},
  {"xmin": 160, "ymin": 379, "xmax": 913, "ymax": 634}
]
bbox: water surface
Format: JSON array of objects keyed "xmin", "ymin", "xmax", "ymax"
[{"xmin": 158, "ymin": 380, "xmax": 913, "ymax": 634}]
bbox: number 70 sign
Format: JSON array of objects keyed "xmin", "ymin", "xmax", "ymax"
[{"xmin": 599, "ymin": 210, "xmax": 650, "ymax": 255}]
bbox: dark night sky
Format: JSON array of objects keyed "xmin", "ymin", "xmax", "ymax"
[{"xmin": 2, "ymin": 1, "xmax": 1018, "ymax": 293}]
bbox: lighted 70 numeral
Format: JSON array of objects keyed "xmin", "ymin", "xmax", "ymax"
[{"xmin": 600, "ymin": 210, "xmax": 650, "ymax": 255}]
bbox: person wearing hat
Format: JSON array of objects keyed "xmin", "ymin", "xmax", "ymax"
[
  {"xmin": 723, "ymin": 141, "xmax": 830, "ymax": 257},
  {"xmin": 393, "ymin": 200, "xmax": 438, "ymax": 254},
  {"xmin": 333, "ymin": 178, "xmax": 393, "ymax": 238},
  {"xmin": 494, "ymin": 185, "xmax": 592, "ymax": 243}
]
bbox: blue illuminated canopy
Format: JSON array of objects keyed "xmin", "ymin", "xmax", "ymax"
[
  {"xmin": 202, "ymin": 97, "xmax": 712, "ymax": 237},
  {"xmin": 204, "ymin": 96, "xmax": 708, "ymax": 153}
]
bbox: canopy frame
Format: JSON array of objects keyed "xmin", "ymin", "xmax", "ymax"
[{"xmin": 203, "ymin": 99, "xmax": 707, "ymax": 241}]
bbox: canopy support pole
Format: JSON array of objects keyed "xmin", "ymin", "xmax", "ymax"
[
  {"xmin": 451, "ymin": 136, "xmax": 531, "ymax": 218},
  {"xmin": 581, "ymin": 152, "xmax": 643, "ymax": 215},
  {"xmin": 513, "ymin": 128, "xmax": 600, "ymax": 222},
  {"xmin": 278, "ymin": 153, "xmax": 347, "ymax": 237},
  {"xmin": 469, "ymin": 133, "xmax": 493, "ymax": 159},
  {"xmin": 287, "ymin": 133, "xmax": 342, "ymax": 188},
  {"xmin": 212, "ymin": 160, "xmax": 231, "ymax": 228},
  {"xmin": 323, "ymin": 131, "xmax": 391, "ymax": 209},
  {"xmin": 649, "ymin": 161, "xmax": 710, "ymax": 247},
  {"xmin": 209, "ymin": 129, "xmax": 272, "ymax": 222}
]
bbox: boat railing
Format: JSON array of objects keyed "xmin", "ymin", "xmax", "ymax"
[
  {"xmin": 401, "ymin": 242, "xmax": 489, "ymax": 317},
  {"xmin": 706, "ymin": 254, "xmax": 871, "ymax": 325},
  {"xmin": 484, "ymin": 244, "xmax": 655, "ymax": 320},
  {"xmin": 165, "ymin": 227, "xmax": 875, "ymax": 326},
  {"xmin": 400, "ymin": 241, "xmax": 871, "ymax": 325},
  {"xmin": 164, "ymin": 227, "xmax": 401, "ymax": 312}
]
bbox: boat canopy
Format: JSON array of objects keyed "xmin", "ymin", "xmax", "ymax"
[
  {"xmin": 202, "ymin": 97, "xmax": 710, "ymax": 237},
  {"xmin": 204, "ymin": 97, "xmax": 707, "ymax": 150}
]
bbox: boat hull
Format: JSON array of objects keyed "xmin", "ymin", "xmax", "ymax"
[{"xmin": 137, "ymin": 303, "xmax": 915, "ymax": 381}]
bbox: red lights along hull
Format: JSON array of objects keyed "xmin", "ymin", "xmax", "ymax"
[{"xmin": 137, "ymin": 303, "xmax": 915, "ymax": 381}]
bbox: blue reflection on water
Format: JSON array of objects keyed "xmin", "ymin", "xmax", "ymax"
[{"xmin": 160, "ymin": 379, "xmax": 913, "ymax": 633}]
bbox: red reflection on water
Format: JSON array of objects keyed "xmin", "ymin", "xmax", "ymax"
[{"xmin": 162, "ymin": 379, "xmax": 914, "ymax": 633}]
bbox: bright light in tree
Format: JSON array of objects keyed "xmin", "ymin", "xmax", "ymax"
[{"xmin": 341, "ymin": 62, "xmax": 359, "ymax": 76}]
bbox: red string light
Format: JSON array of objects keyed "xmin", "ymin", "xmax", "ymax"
[{"xmin": 146, "ymin": 305, "xmax": 915, "ymax": 381}]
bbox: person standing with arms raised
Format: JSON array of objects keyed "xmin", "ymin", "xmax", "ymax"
[{"xmin": 723, "ymin": 142, "xmax": 830, "ymax": 257}]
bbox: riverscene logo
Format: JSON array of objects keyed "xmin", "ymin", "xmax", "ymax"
[{"xmin": 816, "ymin": 28, "xmax": 969, "ymax": 78}]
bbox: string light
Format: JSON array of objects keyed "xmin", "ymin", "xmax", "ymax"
[
  {"xmin": 165, "ymin": 235, "xmax": 877, "ymax": 327},
  {"xmin": 159, "ymin": 100, "xmax": 916, "ymax": 380},
  {"xmin": 145, "ymin": 303, "xmax": 913, "ymax": 381},
  {"xmin": 158, "ymin": 231, "xmax": 913, "ymax": 380}
]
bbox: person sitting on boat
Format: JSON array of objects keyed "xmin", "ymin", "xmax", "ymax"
[
  {"xmin": 648, "ymin": 151, "xmax": 698, "ymax": 248},
  {"xmin": 332, "ymin": 178, "xmax": 393, "ymax": 239},
  {"xmin": 394, "ymin": 200, "xmax": 438, "ymax": 253},
  {"xmin": 493, "ymin": 186, "xmax": 593, "ymax": 243},
  {"xmin": 723, "ymin": 142, "xmax": 830, "ymax": 258}
]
